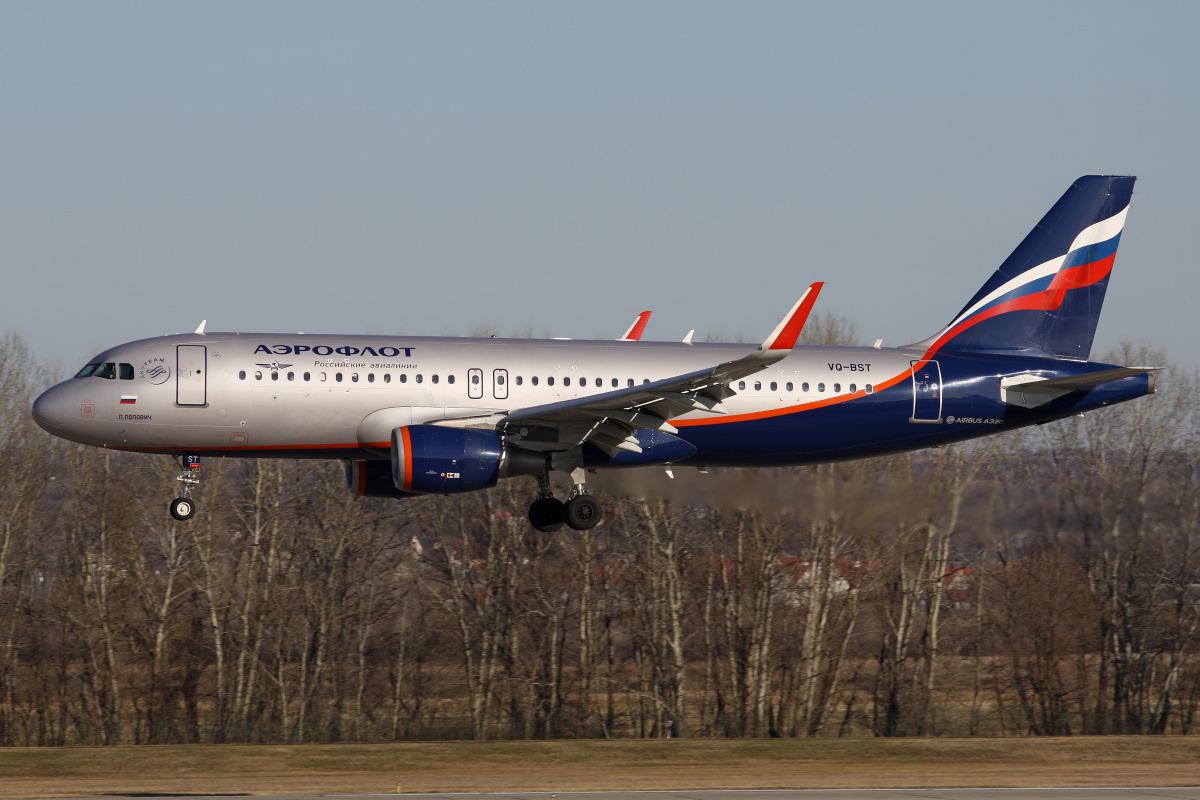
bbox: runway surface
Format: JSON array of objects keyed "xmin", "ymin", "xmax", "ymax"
[{"xmin": 22, "ymin": 789, "xmax": 1200, "ymax": 800}]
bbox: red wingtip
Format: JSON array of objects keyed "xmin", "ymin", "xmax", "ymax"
[
  {"xmin": 624, "ymin": 311, "xmax": 652, "ymax": 341},
  {"xmin": 768, "ymin": 282, "xmax": 824, "ymax": 350}
]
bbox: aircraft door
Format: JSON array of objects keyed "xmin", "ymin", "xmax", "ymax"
[
  {"xmin": 493, "ymin": 369, "xmax": 509, "ymax": 400},
  {"xmin": 468, "ymin": 368, "xmax": 483, "ymax": 399},
  {"xmin": 909, "ymin": 360, "xmax": 942, "ymax": 423},
  {"xmin": 177, "ymin": 345, "xmax": 207, "ymax": 406}
]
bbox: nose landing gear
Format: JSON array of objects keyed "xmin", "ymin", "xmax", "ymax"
[
  {"xmin": 170, "ymin": 454, "xmax": 201, "ymax": 521},
  {"xmin": 527, "ymin": 467, "xmax": 602, "ymax": 531}
]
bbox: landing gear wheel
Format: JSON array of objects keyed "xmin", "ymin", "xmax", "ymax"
[
  {"xmin": 170, "ymin": 497, "xmax": 196, "ymax": 521},
  {"xmin": 565, "ymin": 494, "xmax": 602, "ymax": 530},
  {"xmin": 528, "ymin": 497, "xmax": 566, "ymax": 532}
]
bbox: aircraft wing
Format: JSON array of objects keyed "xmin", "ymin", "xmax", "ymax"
[{"xmin": 499, "ymin": 283, "xmax": 823, "ymax": 457}]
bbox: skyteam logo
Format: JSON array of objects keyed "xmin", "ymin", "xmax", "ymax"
[{"xmin": 140, "ymin": 357, "xmax": 171, "ymax": 385}]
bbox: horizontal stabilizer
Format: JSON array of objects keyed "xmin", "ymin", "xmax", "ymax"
[{"xmin": 1001, "ymin": 367, "xmax": 1159, "ymax": 408}]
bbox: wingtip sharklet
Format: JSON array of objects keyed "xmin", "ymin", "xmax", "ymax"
[
  {"xmin": 618, "ymin": 311, "xmax": 653, "ymax": 341},
  {"xmin": 761, "ymin": 282, "xmax": 824, "ymax": 351}
]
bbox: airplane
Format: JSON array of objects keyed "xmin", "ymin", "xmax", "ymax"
[{"xmin": 32, "ymin": 175, "xmax": 1155, "ymax": 532}]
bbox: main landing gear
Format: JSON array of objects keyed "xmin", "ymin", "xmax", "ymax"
[
  {"xmin": 170, "ymin": 454, "xmax": 201, "ymax": 521},
  {"xmin": 528, "ymin": 468, "xmax": 602, "ymax": 532}
]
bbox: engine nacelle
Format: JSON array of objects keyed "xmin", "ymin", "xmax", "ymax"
[
  {"xmin": 345, "ymin": 459, "xmax": 422, "ymax": 499},
  {"xmin": 391, "ymin": 425, "xmax": 510, "ymax": 495}
]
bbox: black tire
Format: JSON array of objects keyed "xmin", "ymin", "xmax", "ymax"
[
  {"xmin": 528, "ymin": 496, "xmax": 566, "ymax": 532},
  {"xmin": 565, "ymin": 494, "xmax": 602, "ymax": 530},
  {"xmin": 170, "ymin": 497, "xmax": 196, "ymax": 521}
]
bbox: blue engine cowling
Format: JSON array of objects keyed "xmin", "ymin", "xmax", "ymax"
[
  {"xmin": 345, "ymin": 459, "xmax": 423, "ymax": 499},
  {"xmin": 391, "ymin": 425, "xmax": 505, "ymax": 494}
]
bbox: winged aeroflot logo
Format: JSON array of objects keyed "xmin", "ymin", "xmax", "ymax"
[{"xmin": 256, "ymin": 362, "xmax": 293, "ymax": 372}]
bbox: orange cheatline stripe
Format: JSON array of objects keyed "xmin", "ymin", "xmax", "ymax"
[{"xmin": 675, "ymin": 365, "xmax": 913, "ymax": 427}]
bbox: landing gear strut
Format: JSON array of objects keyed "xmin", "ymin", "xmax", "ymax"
[
  {"xmin": 527, "ymin": 467, "xmax": 602, "ymax": 531},
  {"xmin": 170, "ymin": 454, "xmax": 200, "ymax": 521}
]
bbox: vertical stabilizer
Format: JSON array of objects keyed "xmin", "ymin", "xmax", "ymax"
[{"xmin": 922, "ymin": 175, "xmax": 1135, "ymax": 359}]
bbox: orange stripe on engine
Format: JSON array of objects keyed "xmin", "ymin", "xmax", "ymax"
[{"xmin": 400, "ymin": 426, "xmax": 413, "ymax": 492}]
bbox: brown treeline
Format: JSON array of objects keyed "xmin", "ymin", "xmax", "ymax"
[{"xmin": 3, "ymin": 336, "xmax": 1200, "ymax": 745}]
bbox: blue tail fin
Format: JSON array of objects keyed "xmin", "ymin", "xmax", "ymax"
[{"xmin": 923, "ymin": 175, "xmax": 1135, "ymax": 360}]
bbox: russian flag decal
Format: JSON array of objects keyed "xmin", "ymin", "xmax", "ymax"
[{"xmin": 120, "ymin": 396, "xmax": 137, "ymax": 404}]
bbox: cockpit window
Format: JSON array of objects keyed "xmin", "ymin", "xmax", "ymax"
[
  {"xmin": 76, "ymin": 362, "xmax": 117, "ymax": 379},
  {"xmin": 119, "ymin": 363, "xmax": 134, "ymax": 380}
]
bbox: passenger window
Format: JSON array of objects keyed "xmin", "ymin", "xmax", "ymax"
[
  {"xmin": 304, "ymin": 372, "xmax": 311, "ymax": 381},
  {"xmin": 352, "ymin": 373, "xmax": 359, "ymax": 383},
  {"xmin": 595, "ymin": 377, "xmax": 602, "ymax": 387},
  {"xmin": 803, "ymin": 382, "xmax": 810, "ymax": 392},
  {"xmin": 495, "ymin": 374, "xmax": 503, "ymax": 385},
  {"xmin": 471, "ymin": 373, "xmax": 480, "ymax": 385},
  {"xmin": 786, "ymin": 382, "xmax": 793, "ymax": 392},
  {"xmin": 119, "ymin": 363, "xmax": 134, "ymax": 380},
  {"xmin": 383, "ymin": 373, "xmax": 390, "ymax": 384},
  {"xmin": 611, "ymin": 378, "xmax": 618, "ymax": 388},
  {"xmin": 255, "ymin": 371, "xmax": 263, "ymax": 380},
  {"xmin": 335, "ymin": 373, "xmax": 343, "ymax": 382},
  {"xmin": 532, "ymin": 376, "xmax": 539, "ymax": 386},
  {"xmin": 432, "ymin": 374, "xmax": 439, "ymax": 384},
  {"xmin": 399, "ymin": 374, "xmax": 407, "ymax": 383},
  {"xmin": 754, "ymin": 381, "xmax": 761, "ymax": 391},
  {"xmin": 271, "ymin": 372, "xmax": 279, "ymax": 381},
  {"xmin": 834, "ymin": 383, "xmax": 841, "ymax": 393},
  {"xmin": 416, "ymin": 374, "xmax": 423, "ymax": 384},
  {"xmin": 627, "ymin": 379, "xmax": 634, "ymax": 387},
  {"xmin": 849, "ymin": 383, "xmax": 856, "ymax": 393},
  {"xmin": 564, "ymin": 377, "xmax": 571, "ymax": 387},
  {"xmin": 319, "ymin": 372, "xmax": 327, "ymax": 382},
  {"xmin": 447, "ymin": 374, "xmax": 455, "ymax": 384},
  {"xmin": 770, "ymin": 382, "xmax": 777, "ymax": 391},
  {"xmin": 287, "ymin": 372, "xmax": 294, "ymax": 381},
  {"xmin": 818, "ymin": 383, "xmax": 825, "ymax": 392},
  {"xmin": 516, "ymin": 376, "xmax": 523, "ymax": 386},
  {"xmin": 738, "ymin": 381, "xmax": 746, "ymax": 390},
  {"xmin": 866, "ymin": 384, "xmax": 873, "ymax": 394},
  {"xmin": 239, "ymin": 370, "xmax": 246, "ymax": 380},
  {"xmin": 548, "ymin": 377, "xmax": 555, "ymax": 386},
  {"xmin": 368, "ymin": 373, "xmax": 375, "ymax": 383}
]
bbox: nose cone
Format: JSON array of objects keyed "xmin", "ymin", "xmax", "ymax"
[{"xmin": 31, "ymin": 385, "xmax": 66, "ymax": 433}]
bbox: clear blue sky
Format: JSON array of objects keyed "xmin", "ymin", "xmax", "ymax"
[{"xmin": 3, "ymin": 1, "xmax": 1196, "ymax": 372}]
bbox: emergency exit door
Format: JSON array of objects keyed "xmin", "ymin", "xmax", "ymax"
[{"xmin": 177, "ymin": 345, "xmax": 207, "ymax": 406}]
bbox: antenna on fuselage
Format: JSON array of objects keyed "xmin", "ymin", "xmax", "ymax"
[{"xmin": 194, "ymin": 320, "xmax": 208, "ymax": 335}]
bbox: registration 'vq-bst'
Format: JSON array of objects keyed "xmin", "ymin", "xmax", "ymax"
[{"xmin": 33, "ymin": 176, "xmax": 1156, "ymax": 532}]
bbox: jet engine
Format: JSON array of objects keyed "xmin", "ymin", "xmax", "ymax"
[
  {"xmin": 391, "ymin": 424, "xmax": 541, "ymax": 495},
  {"xmin": 345, "ymin": 459, "xmax": 421, "ymax": 499}
]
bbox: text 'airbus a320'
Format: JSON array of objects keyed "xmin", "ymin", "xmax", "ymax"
[{"xmin": 33, "ymin": 176, "xmax": 1154, "ymax": 531}]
